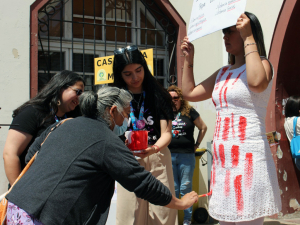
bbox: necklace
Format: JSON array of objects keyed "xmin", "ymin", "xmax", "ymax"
[
  {"xmin": 130, "ymin": 92, "xmax": 143, "ymax": 110},
  {"xmin": 130, "ymin": 91, "xmax": 146, "ymax": 130}
]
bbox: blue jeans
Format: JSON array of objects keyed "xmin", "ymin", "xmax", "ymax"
[{"xmin": 171, "ymin": 153, "xmax": 195, "ymax": 221}]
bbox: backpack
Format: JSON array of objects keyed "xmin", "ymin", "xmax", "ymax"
[{"xmin": 290, "ymin": 117, "xmax": 300, "ymax": 158}]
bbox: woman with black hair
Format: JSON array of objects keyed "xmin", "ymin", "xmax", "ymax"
[
  {"xmin": 113, "ymin": 46, "xmax": 178, "ymax": 225},
  {"xmin": 181, "ymin": 12, "xmax": 281, "ymax": 224},
  {"xmin": 284, "ymin": 95, "xmax": 300, "ymax": 170},
  {"xmin": 5, "ymin": 87, "xmax": 198, "ymax": 225},
  {"xmin": 3, "ymin": 70, "xmax": 84, "ymax": 186}
]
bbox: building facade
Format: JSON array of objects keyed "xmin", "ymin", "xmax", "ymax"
[{"xmin": 1, "ymin": 0, "xmax": 299, "ymax": 219}]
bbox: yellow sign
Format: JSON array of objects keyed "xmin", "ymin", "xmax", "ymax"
[{"xmin": 94, "ymin": 48, "xmax": 153, "ymax": 85}]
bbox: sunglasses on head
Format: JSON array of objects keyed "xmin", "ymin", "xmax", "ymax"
[
  {"xmin": 172, "ymin": 96, "xmax": 180, "ymax": 101},
  {"xmin": 113, "ymin": 45, "xmax": 139, "ymax": 55},
  {"xmin": 69, "ymin": 86, "xmax": 83, "ymax": 96}
]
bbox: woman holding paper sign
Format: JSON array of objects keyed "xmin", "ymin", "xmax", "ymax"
[
  {"xmin": 113, "ymin": 46, "xmax": 178, "ymax": 225},
  {"xmin": 181, "ymin": 12, "xmax": 281, "ymax": 224}
]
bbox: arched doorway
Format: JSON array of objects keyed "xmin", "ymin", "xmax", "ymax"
[
  {"xmin": 30, "ymin": 0, "xmax": 186, "ymax": 97},
  {"xmin": 268, "ymin": 0, "xmax": 300, "ymax": 216}
]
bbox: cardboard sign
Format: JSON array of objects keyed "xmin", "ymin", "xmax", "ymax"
[
  {"xmin": 94, "ymin": 49, "xmax": 153, "ymax": 85},
  {"xmin": 187, "ymin": 0, "xmax": 247, "ymax": 42}
]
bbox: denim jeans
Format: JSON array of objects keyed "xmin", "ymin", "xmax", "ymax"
[{"xmin": 171, "ymin": 153, "xmax": 195, "ymax": 221}]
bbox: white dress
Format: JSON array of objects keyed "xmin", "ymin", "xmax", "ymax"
[{"xmin": 209, "ymin": 63, "xmax": 282, "ymax": 222}]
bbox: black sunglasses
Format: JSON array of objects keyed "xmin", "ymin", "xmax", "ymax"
[
  {"xmin": 69, "ymin": 86, "xmax": 83, "ymax": 96},
  {"xmin": 172, "ymin": 96, "xmax": 180, "ymax": 101},
  {"xmin": 114, "ymin": 45, "xmax": 139, "ymax": 55}
]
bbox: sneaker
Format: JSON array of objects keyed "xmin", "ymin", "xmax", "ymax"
[{"xmin": 183, "ymin": 220, "xmax": 191, "ymax": 225}]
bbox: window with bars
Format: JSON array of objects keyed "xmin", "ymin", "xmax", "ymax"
[{"xmin": 38, "ymin": 0, "xmax": 177, "ymax": 91}]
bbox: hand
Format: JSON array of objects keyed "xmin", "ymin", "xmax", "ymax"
[
  {"xmin": 236, "ymin": 13, "xmax": 253, "ymax": 41},
  {"xmin": 181, "ymin": 36, "xmax": 195, "ymax": 59},
  {"xmin": 180, "ymin": 191, "xmax": 198, "ymax": 210},
  {"xmin": 133, "ymin": 146, "xmax": 156, "ymax": 158},
  {"xmin": 194, "ymin": 145, "xmax": 198, "ymax": 152},
  {"xmin": 125, "ymin": 139, "xmax": 128, "ymax": 146}
]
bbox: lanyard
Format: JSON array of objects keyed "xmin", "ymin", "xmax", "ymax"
[
  {"xmin": 54, "ymin": 114, "xmax": 67, "ymax": 122},
  {"xmin": 130, "ymin": 91, "xmax": 145, "ymax": 130},
  {"xmin": 172, "ymin": 112, "xmax": 181, "ymax": 126}
]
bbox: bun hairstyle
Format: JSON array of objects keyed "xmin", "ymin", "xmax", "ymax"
[
  {"xmin": 79, "ymin": 92, "xmax": 99, "ymax": 119},
  {"xmin": 79, "ymin": 87, "xmax": 132, "ymax": 126}
]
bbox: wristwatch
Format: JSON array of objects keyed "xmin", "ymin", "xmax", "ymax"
[{"xmin": 194, "ymin": 141, "xmax": 200, "ymax": 147}]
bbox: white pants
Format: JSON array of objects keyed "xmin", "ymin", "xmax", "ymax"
[{"xmin": 116, "ymin": 147, "xmax": 178, "ymax": 225}]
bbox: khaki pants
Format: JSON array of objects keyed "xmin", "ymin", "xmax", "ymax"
[{"xmin": 116, "ymin": 147, "xmax": 178, "ymax": 225}]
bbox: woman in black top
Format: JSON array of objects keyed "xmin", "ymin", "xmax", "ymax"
[
  {"xmin": 5, "ymin": 87, "xmax": 198, "ymax": 225},
  {"xmin": 113, "ymin": 46, "xmax": 177, "ymax": 225},
  {"xmin": 167, "ymin": 85, "xmax": 207, "ymax": 225},
  {"xmin": 3, "ymin": 70, "xmax": 84, "ymax": 186}
]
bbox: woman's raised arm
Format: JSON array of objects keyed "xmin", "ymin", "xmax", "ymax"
[{"xmin": 181, "ymin": 36, "xmax": 219, "ymax": 102}]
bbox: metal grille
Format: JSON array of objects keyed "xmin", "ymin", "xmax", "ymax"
[{"xmin": 38, "ymin": 0, "xmax": 177, "ymax": 91}]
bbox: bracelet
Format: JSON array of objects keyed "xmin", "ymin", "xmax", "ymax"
[
  {"xmin": 244, "ymin": 50, "xmax": 258, "ymax": 57},
  {"xmin": 152, "ymin": 145, "xmax": 160, "ymax": 153},
  {"xmin": 244, "ymin": 43, "xmax": 256, "ymax": 48},
  {"xmin": 188, "ymin": 64, "xmax": 193, "ymax": 68}
]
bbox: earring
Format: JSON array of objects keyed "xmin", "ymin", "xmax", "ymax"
[{"xmin": 57, "ymin": 100, "xmax": 61, "ymax": 106}]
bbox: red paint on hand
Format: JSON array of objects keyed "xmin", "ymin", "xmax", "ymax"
[
  {"xmin": 231, "ymin": 145, "xmax": 240, "ymax": 167},
  {"xmin": 234, "ymin": 175, "xmax": 244, "ymax": 214},
  {"xmin": 245, "ymin": 153, "xmax": 253, "ymax": 190},
  {"xmin": 238, "ymin": 116, "xmax": 247, "ymax": 143}
]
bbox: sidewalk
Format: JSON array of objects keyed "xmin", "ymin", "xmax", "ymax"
[{"xmin": 192, "ymin": 216, "xmax": 300, "ymax": 225}]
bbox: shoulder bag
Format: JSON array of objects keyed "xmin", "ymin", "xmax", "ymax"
[{"xmin": 290, "ymin": 117, "xmax": 300, "ymax": 159}]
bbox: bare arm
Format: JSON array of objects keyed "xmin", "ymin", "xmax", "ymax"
[
  {"xmin": 181, "ymin": 36, "xmax": 219, "ymax": 102},
  {"xmin": 193, "ymin": 116, "xmax": 207, "ymax": 151},
  {"xmin": 166, "ymin": 192, "xmax": 198, "ymax": 210},
  {"xmin": 237, "ymin": 13, "xmax": 272, "ymax": 93},
  {"xmin": 3, "ymin": 129, "xmax": 33, "ymax": 185},
  {"xmin": 133, "ymin": 120, "xmax": 172, "ymax": 158}
]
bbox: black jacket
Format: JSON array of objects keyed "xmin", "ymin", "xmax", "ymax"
[{"xmin": 6, "ymin": 117, "xmax": 172, "ymax": 225}]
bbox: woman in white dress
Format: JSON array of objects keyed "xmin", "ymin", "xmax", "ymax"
[{"xmin": 181, "ymin": 12, "xmax": 281, "ymax": 225}]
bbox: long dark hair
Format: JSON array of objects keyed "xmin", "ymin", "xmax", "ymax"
[
  {"xmin": 225, "ymin": 11, "xmax": 267, "ymax": 65},
  {"xmin": 113, "ymin": 48, "xmax": 173, "ymax": 133},
  {"xmin": 13, "ymin": 70, "xmax": 85, "ymax": 123},
  {"xmin": 285, "ymin": 96, "xmax": 300, "ymax": 118}
]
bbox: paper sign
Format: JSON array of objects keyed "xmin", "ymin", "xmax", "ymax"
[
  {"xmin": 94, "ymin": 49, "xmax": 154, "ymax": 85},
  {"xmin": 187, "ymin": 0, "xmax": 247, "ymax": 42}
]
